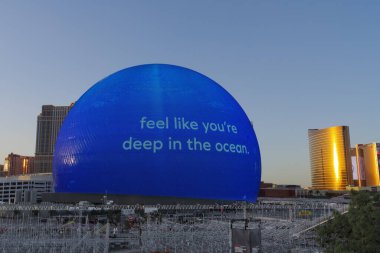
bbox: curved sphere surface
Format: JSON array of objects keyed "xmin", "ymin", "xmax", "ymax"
[{"xmin": 53, "ymin": 64, "xmax": 261, "ymax": 202}]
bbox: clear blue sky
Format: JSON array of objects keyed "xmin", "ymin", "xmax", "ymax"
[{"xmin": 1, "ymin": 1, "xmax": 379, "ymax": 186}]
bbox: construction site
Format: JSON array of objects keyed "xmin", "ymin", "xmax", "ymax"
[{"xmin": 0, "ymin": 198, "xmax": 348, "ymax": 253}]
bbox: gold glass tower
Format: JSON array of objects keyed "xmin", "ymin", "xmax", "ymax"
[
  {"xmin": 353, "ymin": 143, "xmax": 380, "ymax": 187},
  {"xmin": 308, "ymin": 126, "xmax": 353, "ymax": 190}
]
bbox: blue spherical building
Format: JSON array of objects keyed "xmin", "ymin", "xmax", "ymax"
[{"xmin": 53, "ymin": 64, "xmax": 261, "ymax": 202}]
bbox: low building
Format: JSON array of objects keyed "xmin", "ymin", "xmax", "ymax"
[
  {"xmin": 276, "ymin": 184, "xmax": 302, "ymax": 189},
  {"xmin": 259, "ymin": 188, "xmax": 296, "ymax": 198},
  {"xmin": 259, "ymin": 182, "xmax": 309, "ymax": 198},
  {"xmin": 348, "ymin": 185, "xmax": 380, "ymax": 193},
  {"xmin": 260, "ymin": 181, "xmax": 275, "ymax": 188},
  {"xmin": 0, "ymin": 173, "xmax": 52, "ymax": 203}
]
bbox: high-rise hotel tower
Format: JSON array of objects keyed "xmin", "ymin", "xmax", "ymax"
[
  {"xmin": 351, "ymin": 143, "xmax": 380, "ymax": 187},
  {"xmin": 34, "ymin": 104, "xmax": 73, "ymax": 173},
  {"xmin": 308, "ymin": 126, "xmax": 353, "ymax": 190}
]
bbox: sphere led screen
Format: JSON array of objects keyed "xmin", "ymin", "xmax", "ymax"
[{"xmin": 53, "ymin": 64, "xmax": 261, "ymax": 202}]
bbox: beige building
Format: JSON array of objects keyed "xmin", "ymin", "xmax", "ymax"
[
  {"xmin": 308, "ymin": 126, "xmax": 353, "ymax": 190},
  {"xmin": 34, "ymin": 104, "xmax": 74, "ymax": 173},
  {"xmin": 3, "ymin": 153, "xmax": 34, "ymax": 176}
]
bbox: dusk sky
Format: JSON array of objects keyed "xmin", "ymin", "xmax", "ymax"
[{"xmin": 1, "ymin": 1, "xmax": 379, "ymax": 186}]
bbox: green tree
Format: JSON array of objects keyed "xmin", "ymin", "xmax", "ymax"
[{"xmin": 317, "ymin": 191, "xmax": 380, "ymax": 253}]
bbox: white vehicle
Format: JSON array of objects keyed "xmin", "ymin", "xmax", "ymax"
[
  {"xmin": 121, "ymin": 208, "xmax": 135, "ymax": 216},
  {"xmin": 78, "ymin": 201, "xmax": 91, "ymax": 207},
  {"xmin": 144, "ymin": 207, "xmax": 158, "ymax": 214},
  {"xmin": 87, "ymin": 206, "xmax": 100, "ymax": 211}
]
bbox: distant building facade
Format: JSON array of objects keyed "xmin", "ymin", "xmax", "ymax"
[
  {"xmin": 260, "ymin": 181, "xmax": 275, "ymax": 189},
  {"xmin": 0, "ymin": 164, "xmax": 4, "ymax": 177},
  {"xmin": 308, "ymin": 126, "xmax": 353, "ymax": 190},
  {"xmin": 34, "ymin": 104, "xmax": 73, "ymax": 173},
  {"xmin": 351, "ymin": 143, "xmax": 380, "ymax": 187},
  {"xmin": 259, "ymin": 181, "xmax": 307, "ymax": 198},
  {"xmin": 3, "ymin": 153, "xmax": 34, "ymax": 176},
  {"xmin": 0, "ymin": 173, "xmax": 52, "ymax": 203},
  {"xmin": 259, "ymin": 188, "xmax": 296, "ymax": 198}
]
